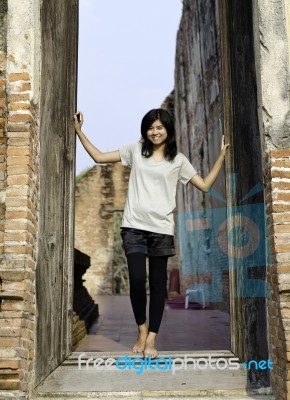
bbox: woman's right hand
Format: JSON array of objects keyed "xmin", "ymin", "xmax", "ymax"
[{"xmin": 74, "ymin": 111, "xmax": 84, "ymax": 134}]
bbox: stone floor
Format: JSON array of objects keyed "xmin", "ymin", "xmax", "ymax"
[
  {"xmin": 76, "ymin": 295, "xmax": 231, "ymax": 353},
  {"xmin": 35, "ymin": 297, "xmax": 276, "ymax": 399}
]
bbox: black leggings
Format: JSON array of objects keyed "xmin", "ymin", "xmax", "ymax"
[{"xmin": 126, "ymin": 253, "xmax": 168, "ymax": 333}]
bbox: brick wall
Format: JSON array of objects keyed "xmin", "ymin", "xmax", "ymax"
[
  {"xmin": 0, "ymin": 0, "xmax": 7, "ymax": 257},
  {"xmin": 253, "ymin": 0, "xmax": 290, "ymax": 396},
  {"xmin": 0, "ymin": 0, "xmax": 40, "ymax": 396},
  {"xmin": 265, "ymin": 149, "xmax": 290, "ymax": 399},
  {"xmin": 0, "ymin": 0, "xmax": 78, "ymax": 397}
]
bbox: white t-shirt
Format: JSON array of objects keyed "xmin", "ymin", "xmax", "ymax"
[{"xmin": 119, "ymin": 142, "xmax": 197, "ymax": 235}]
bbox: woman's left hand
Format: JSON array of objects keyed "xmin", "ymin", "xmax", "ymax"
[{"xmin": 220, "ymin": 135, "xmax": 230, "ymax": 158}]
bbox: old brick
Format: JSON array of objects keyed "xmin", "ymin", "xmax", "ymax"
[
  {"xmin": 7, "ymin": 165, "xmax": 31, "ymax": 176},
  {"xmin": 272, "ymin": 213, "xmax": 290, "ymax": 223},
  {"xmin": 1, "ymin": 301, "xmax": 35, "ymax": 313},
  {"xmin": 274, "ymin": 225, "xmax": 290, "ymax": 233},
  {"xmin": 5, "ymin": 246, "xmax": 33, "ymax": 255},
  {"xmin": 0, "ymin": 319, "xmax": 22, "ymax": 330},
  {"xmin": 8, "ymin": 114, "xmax": 33, "ymax": 124},
  {"xmin": 6, "ymin": 186, "xmax": 29, "ymax": 196},
  {"xmin": 0, "ymin": 270, "xmax": 32, "ymax": 280},
  {"xmin": 271, "ymin": 169, "xmax": 290, "ymax": 179},
  {"xmin": 5, "ymin": 220, "xmax": 29, "ymax": 230},
  {"xmin": 7, "ymin": 131, "xmax": 30, "ymax": 139},
  {"xmin": 271, "ymin": 149, "xmax": 290, "ymax": 158},
  {"xmin": 5, "ymin": 210, "xmax": 33, "ymax": 220},
  {"xmin": 272, "ymin": 192, "xmax": 290, "ymax": 202},
  {"xmin": 280, "ymin": 294, "xmax": 290, "ymax": 302},
  {"xmin": 9, "ymin": 73, "xmax": 30, "ymax": 82},
  {"xmin": 8, "ymin": 103, "xmax": 30, "ymax": 112},
  {"xmin": 9, "ymin": 82, "xmax": 31, "ymax": 93},
  {"xmin": 277, "ymin": 253, "xmax": 290, "ymax": 263},
  {"xmin": 0, "ymin": 326, "xmax": 24, "ymax": 337},
  {"xmin": 0, "ymin": 379, "xmax": 20, "ymax": 390},
  {"xmin": 281, "ymin": 310, "xmax": 290, "ymax": 319},
  {"xmin": 7, "ymin": 147, "xmax": 30, "ymax": 156},
  {"xmin": 2, "ymin": 280, "xmax": 33, "ymax": 292},
  {"xmin": 277, "ymin": 265, "xmax": 290, "ymax": 274},
  {"xmin": 0, "ymin": 337, "xmax": 21, "ymax": 348},
  {"xmin": 270, "ymin": 233, "xmax": 290, "ymax": 246},
  {"xmin": 274, "ymin": 244, "xmax": 290, "ymax": 253},
  {"xmin": 271, "ymin": 203, "xmax": 290, "ymax": 213},
  {"xmin": 0, "ymin": 162, "xmax": 6, "ymax": 172},
  {"xmin": 8, "ymin": 138, "xmax": 30, "ymax": 147},
  {"xmin": 8, "ymin": 94, "xmax": 30, "ymax": 103},
  {"xmin": 7, "ymin": 175, "xmax": 31, "ymax": 185},
  {"xmin": 279, "ymin": 283, "xmax": 290, "ymax": 292},
  {"xmin": 7, "ymin": 123, "xmax": 30, "ymax": 132},
  {"xmin": 0, "ymin": 147, "xmax": 7, "ymax": 157},
  {"xmin": 272, "ymin": 159, "xmax": 290, "ymax": 168},
  {"xmin": 0, "ymin": 360, "xmax": 21, "ymax": 370},
  {"xmin": 5, "ymin": 198, "xmax": 28, "ymax": 209},
  {"xmin": 7, "ymin": 156, "xmax": 30, "ymax": 166},
  {"xmin": 16, "ymin": 232, "xmax": 33, "ymax": 244}
]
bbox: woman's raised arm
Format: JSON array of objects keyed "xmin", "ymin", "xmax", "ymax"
[{"xmin": 74, "ymin": 112, "xmax": 121, "ymax": 163}]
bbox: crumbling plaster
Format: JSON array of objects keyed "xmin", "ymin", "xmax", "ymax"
[{"xmin": 253, "ymin": 0, "xmax": 290, "ymax": 149}]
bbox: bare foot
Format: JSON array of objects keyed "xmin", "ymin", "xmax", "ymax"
[
  {"xmin": 144, "ymin": 331, "xmax": 158, "ymax": 359},
  {"xmin": 132, "ymin": 323, "xmax": 148, "ymax": 353}
]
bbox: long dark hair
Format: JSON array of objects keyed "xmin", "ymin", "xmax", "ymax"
[{"xmin": 140, "ymin": 109, "xmax": 177, "ymax": 161}]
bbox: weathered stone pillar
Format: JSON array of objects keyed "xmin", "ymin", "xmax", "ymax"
[{"xmin": 253, "ymin": 0, "xmax": 290, "ymax": 398}]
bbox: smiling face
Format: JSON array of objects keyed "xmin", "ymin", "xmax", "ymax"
[{"xmin": 146, "ymin": 119, "xmax": 168, "ymax": 147}]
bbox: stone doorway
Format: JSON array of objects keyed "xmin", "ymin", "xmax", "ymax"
[
  {"xmin": 72, "ymin": 0, "xmax": 269, "ymax": 392},
  {"xmin": 4, "ymin": 0, "xmax": 289, "ymax": 397}
]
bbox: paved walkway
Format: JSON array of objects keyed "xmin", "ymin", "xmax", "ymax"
[{"xmin": 76, "ymin": 295, "xmax": 230, "ymax": 353}]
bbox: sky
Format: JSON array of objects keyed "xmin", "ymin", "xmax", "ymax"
[{"xmin": 76, "ymin": 0, "xmax": 183, "ymax": 174}]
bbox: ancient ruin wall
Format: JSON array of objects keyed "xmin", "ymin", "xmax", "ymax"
[
  {"xmin": 75, "ymin": 163, "xmax": 130, "ymax": 296},
  {"xmin": 253, "ymin": 0, "xmax": 290, "ymax": 397},
  {"xmin": 0, "ymin": 0, "xmax": 42, "ymax": 396},
  {"xmin": 0, "ymin": 0, "xmax": 78, "ymax": 397},
  {"xmin": 174, "ymin": 0, "xmax": 229, "ymax": 311}
]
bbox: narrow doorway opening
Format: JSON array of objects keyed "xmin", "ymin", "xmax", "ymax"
[{"xmin": 73, "ymin": 0, "xmax": 231, "ymax": 357}]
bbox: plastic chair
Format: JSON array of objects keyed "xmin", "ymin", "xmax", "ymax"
[{"xmin": 185, "ymin": 285, "xmax": 206, "ymax": 309}]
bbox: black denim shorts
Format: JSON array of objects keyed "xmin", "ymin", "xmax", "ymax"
[{"xmin": 120, "ymin": 227, "xmax": 175, "ymax": 257}]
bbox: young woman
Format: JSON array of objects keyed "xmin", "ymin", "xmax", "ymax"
[{"xmin": 74, "ymin": 108, "xmax": 229, "ymax": 359}]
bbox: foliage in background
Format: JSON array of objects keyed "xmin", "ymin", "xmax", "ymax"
[{"xmin": 112, "ymin": 211, "xmax": 129, "ymax": 294}]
